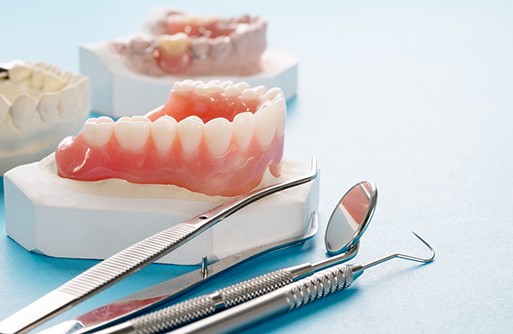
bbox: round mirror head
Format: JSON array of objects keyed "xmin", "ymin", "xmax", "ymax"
[{"xmin": 325, "ymin": 180, "xmax": 377, "ymax": 255}]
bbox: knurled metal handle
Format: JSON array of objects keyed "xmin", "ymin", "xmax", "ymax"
[
  {"xmin": 128, "ymin": 269, "xmax": 295, "ymax": 334},
  {"xmin": 285, "ymin": 265, "xmax": 353, "ymax": 310}
]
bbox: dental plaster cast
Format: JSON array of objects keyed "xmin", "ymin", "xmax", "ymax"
[
  {"xmin": 0, "ymin": 61, "xmax": 90, "ymax": 174},
  {"xmin": 80, "ymin": 8, "xmax": 298, "ymax": 117},
  {"xmin": 4, "ymin": 81, "xmax": 318, "ymax": 264}
]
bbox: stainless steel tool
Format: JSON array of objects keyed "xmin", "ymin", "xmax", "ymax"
[
  {"xmin": 95, "ymin": 180, "xmax": 377, "ymax": 334},
  {"xmin": 169, "ymin": 232, "xmax": 435, "ymax": 334},
  {"xmin": 0, "ymin": 158, "xmax": 318, "ymax": 334},
  {"xmin": 37, "ymin": 211, "xmax": 319, "ymax": 334}
]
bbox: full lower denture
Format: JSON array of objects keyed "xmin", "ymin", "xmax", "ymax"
[{"xmin": 55, "ymin": 80, "xmax": 285, "ymax": 197}]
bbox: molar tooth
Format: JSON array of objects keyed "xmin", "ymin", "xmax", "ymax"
[
  {"xmin": 275, "ymin": 98, "xmax": 287, "ymax": 137},
  {"xmin": 178, "ymin": 116, "xmax": 204, "ymax": 154},
  {"xmin": 205, "ymin": 118, "xmax": 233, "ymax": 156},
  {"xmin": 193, "ymin": 80, "xmax": 203, "ymax": 87},
  {"xmin": 254, "ymin": 105, "xmax": 277, "ymax": 146},
  {"xmin": 31, "ymin": 68, "xmax": 45, "ymax": 88},
  {"xmin": 43, "ymin": 73, "xmax": 67, "ymax": 92},
  {"xmin": 265, "ymin": 87, "xmax": 284, "ymax": 100},
  {"xmin": 151, "ymin": 116, "xmax": 178, "ymax": 153},
  {"xmin": 241, "ymin": 88, "xmax": 258, "ymax": 100},
  {"xmin": 130, "ymin": 115, "xmax": 151, "ymax": 123},
  {"xmin": 0, "ymin": 95, "xmax": 10, "ymax": 124},
  {"xmin": 204, "ymin": 83, "xmax": 224, "ymax": 95},
  {"xmin": 233, "ymin": 112, "xmax": 255, "ymax": 150},
  {"xmin": 38, "ymin": 92, "xmax": 60, "ymax": 121},
  {"xmin": 173, "ymin": 80, "xmax": 195, "ymax": 93},
  {"xmin": 8, "ymin": 64, "xmax": 33, "ymax": 82},
  {"xmin": 114, "ymin": 118, "xmax": 150, "ymax": 151},
  {"xmin": 194, "ymin": 83, "xmax": 209, "ymax": 97},
  {"xmin": 82, "ymin": 117, "xmax": 113, "ymax": 147},
  {"xmin": 220, "ymin": 81, "xmax": 234, "ymax": 88},
  {"xmin": 10, "ymin": 95, "xmax": 37, "ymax": 128},
  {"xmin": 252, "ymin": 86, "xmax": 266, "ymax": 95},
  {"xmin": 234, "ymin": 82, "xmax": 250, "ymax": 91},
  {"xmin": 224, "ymin": 86, "xmax": 241, "ymax": 97},
  {"xmin": 207, "ymin": 80, "xmax": 222, "ymax": 86}
]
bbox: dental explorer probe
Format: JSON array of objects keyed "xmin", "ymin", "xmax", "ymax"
[
  {"xmin": 169, "ymin": 232, "xmax": 435, "ymax": 334},
  {"xmin": 171, "ymin": 232, "xmax": 435, "ymax": 334}
]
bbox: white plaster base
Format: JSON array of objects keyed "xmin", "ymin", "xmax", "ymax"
[
  {"xmin": 80, "ymin": 43, "xmax": 298, "ymax": 118},
  {"xmin": 4, "ymin": 156, "xmax": 318, "ymax": 265}
]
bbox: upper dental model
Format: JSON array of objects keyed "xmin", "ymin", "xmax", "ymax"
[
  {"xmin": 0, "ymin": 61, "xmax": 90, "ymax": 174},
  {"xmin": 111, "ymin": 11, "xmax": 266, "ymax": 76},
  {"xmin": 55, "ymin": 80, "xmax": 285, "ymax": 197}
]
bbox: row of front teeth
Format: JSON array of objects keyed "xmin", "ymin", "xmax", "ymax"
[
  {"xmin": 83, "ymin": 99, "xmax": 285, "ymax": 156},
  {"xmin": 8, "ymin": 62, "xmax": 76, "ymax": 93},
  {"xmin": 172, "ymin": 79, "xmax": 283, "ymax": 100}
]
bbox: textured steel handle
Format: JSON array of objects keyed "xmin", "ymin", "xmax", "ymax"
[
  {"xmin": 58, "ymin": 223, "xmax": 198, "ymax": 298},
  {"xmin": 285, "ymin": 265, "xmax": 353, "ymax": 310},
  {"xmin": 127, "ymin": 269, "xmax": 295, "ymax": 334}
]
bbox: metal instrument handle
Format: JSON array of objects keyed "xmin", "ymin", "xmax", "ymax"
[
  {"xmin": 171, "ymin": 265, "xmax": 354, "ymax": 334},
  {"xmin": 0, "ymin": 158, "xmax": 317, "ymax": 334},
  {"xmin": 98, "ymin": 268, "xmax": 297, "ymax": 334}
]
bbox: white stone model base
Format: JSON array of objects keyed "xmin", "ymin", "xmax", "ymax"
[
  {"xmin": 4, "ymin": 156, "xmax": 318, "ymax": 265},
  {"xmin": 80, "ymin": 43, "xmax": 298, "ymax": 118}
]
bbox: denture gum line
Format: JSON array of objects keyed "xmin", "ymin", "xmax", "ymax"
[
  {"xmin": 82, "ymin": 80, "xmax": 284, "ymax": 154},
  {"xmin": 56, "ymin": 80, "xmax": 285, "ymax": 196}
]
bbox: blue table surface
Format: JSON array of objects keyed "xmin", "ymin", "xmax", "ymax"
[{"xmin": 2, "ymin": 1, "xmax": 513, "ymax": 333}]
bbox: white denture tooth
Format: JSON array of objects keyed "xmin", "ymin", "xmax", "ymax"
[
  {"xmin": 205, "ymin": 118, "xmax": 233, "ymax": 156},
  {"xmin": 38, "ymin": 92, "xmax": 60, "ymax": 122},
  {"xmin": 265, "ymin": 87, "xmax": 284, "ymax": 100},
  {"xmin": 8, "ymin": 64, "xmax": 33, "ymax": 82},
  {"xmin": 252, "ymin": 86, "xmax": 266, "ymax": 95},
  {"xmin": 205, "ymin": 83, "xmax": 224, "ymax": 94},
  {"xmin": 224, "ymin": 86, "xmax": 241, "ymax": 97},
  {"xmin": 96, "ymin": 116, "xmax": 115, "ymax": 124},
  {"xmin": 151, "ymin": 116, "xmax": 178, "ymax": 153},
  {"xmin": 193, "ymin": 80, "xmax": 203, "ymax": 87},
  {"xmin": 254, "ymin": 105, "xmax": 277, "ymax": 147},
  {"xmin": 234, "ymin": 82, "xmax": 250, "ymax": 91},
  {"xmin": 233, "ymin": 112, "xmax": 255, "ymax": 150},
  {"xmin": 0, "ymin": 95, "xmax": 10, "ymax": 124},
  {"xmin": 82, "ymin": 118, "xmax": 113, "ymax": 147},
  {"xmin": 173, "ymin": 81, "xmax": 195, "ymax": 93},
  {"xmin": 130, "ymin": 115, "xmax": 151, "ymax": 123},
  {"xmin": 207, "ymin": 80, "xmax": 222, "ymax": 86},
  {"xmin": 275, "ymin": 98, "xmax": 287, "ymax": 137},
  {"xmin": 43, "ymin": 73, "xmax": 67, "ymax": 93},
  {"xmin": 194, "ymin": 83, "xmax": 209, "ymax": 97},
  {"xmin": 10, "ymin": 95, "xmax": 37, "ymax": 128},
  {"xmin": 220, "ymin": 80, "xmax": 234, "ymax": 88},
  {"xmin": 178, "ymin": 116, "xmax": 204, "ymax": 154},
  {"xmin": 31, "ymin": 68, "xmax": 45, "ymax": 88},
  {"xmin": 241, "ymin": 88, "xmax": 258, "ymax": 100},
  {"xmin": 114, "ymin": 118, "xmax": 150, "ymax": 151}
]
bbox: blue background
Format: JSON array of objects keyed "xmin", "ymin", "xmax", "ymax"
[{"xmin": 2, "ymin": 1, "xmax": 513, "ymax": 332}]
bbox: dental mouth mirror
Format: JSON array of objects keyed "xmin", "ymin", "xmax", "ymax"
[{"xmin": 95, "ymin": 180, "xmax": 379, "ymax": 334}]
